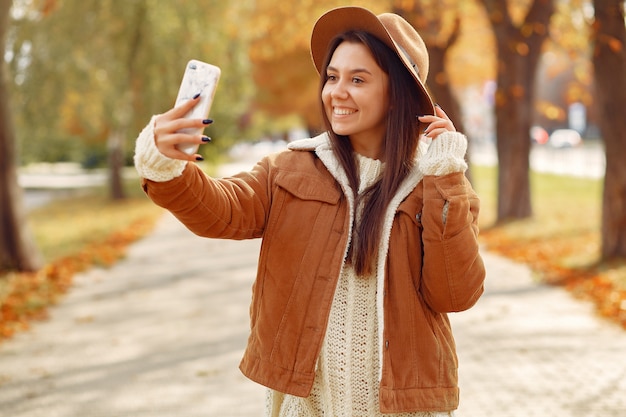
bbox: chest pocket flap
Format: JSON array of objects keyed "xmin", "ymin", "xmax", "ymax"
[{"xmin": 275, "ymin": 170, "xmax": 341, "ymax": 205}]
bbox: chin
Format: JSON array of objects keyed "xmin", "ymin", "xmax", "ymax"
[{"xmin": 330, "ymin": 125, "xmax": 352, "ymax": 137}]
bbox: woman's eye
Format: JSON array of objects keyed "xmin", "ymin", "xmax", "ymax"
[
  {"xmin": 352, "ymin": 77, "xmax": 364, "ymax": 84},
  {"xmin": 326, "ymin": 74, "xmax": 337, "ymax": 81}
]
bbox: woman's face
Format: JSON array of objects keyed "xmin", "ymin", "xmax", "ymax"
[{"xmin": 322, "ymin": 41, "xmax": 390, "ymax": 159}]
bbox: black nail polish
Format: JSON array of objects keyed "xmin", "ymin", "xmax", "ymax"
[
  {"xmin": 195, "ymin": 156, "xmax": 204, "ymax": 161},
  {"xmin": 192, "ymin": 92, "xmax": 201, "ymax": 99},
  {"xmin": 202, "ymin": 136, "xmax": 211, "ymax": 142},
  {"xmin": 202, "ymin": 119, "xmax": 213, "ymax": 125}
]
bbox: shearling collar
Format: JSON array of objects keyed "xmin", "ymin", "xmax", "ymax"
[
  {"xmin": 288, "ymin": 133, "xmax": 351, "ymax": 196},
  {"xmin": 288, "ymin": 132, "xmax": 425, "ymax": 199}
]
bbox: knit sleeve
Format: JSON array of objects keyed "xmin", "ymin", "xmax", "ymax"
[
  {"xmin": 133, "ymin": 115, "xmax": 187, "ymax": 182},
  {"xmin": 418, "ymin": 131, "xmax": 468, "ymax": 176}
]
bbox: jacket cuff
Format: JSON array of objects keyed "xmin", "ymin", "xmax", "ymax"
[
  {"xmin": 133, "ymin": 115, "xmax": 187, "ymax": 182},
  {"xmin": 418, "ymin": 131, "xmax": 468, "ymax": 176}
]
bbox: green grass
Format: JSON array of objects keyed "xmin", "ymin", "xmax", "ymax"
[
  {"xmin": 472, "ymin": 164, "xmax": 602, "ymax": 243},
  {"xmin": 27, "ymin": 181, "xmax": 162, "ymax": 263}
]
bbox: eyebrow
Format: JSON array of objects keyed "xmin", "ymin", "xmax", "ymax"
[{"xmin": 326, "ymin": 66, "xmax": 373, "ymax": 75}]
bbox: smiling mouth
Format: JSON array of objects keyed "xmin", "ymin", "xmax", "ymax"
[{"xmin": 333, "ymin": 107, "xmax": 357, "ymax": 116}]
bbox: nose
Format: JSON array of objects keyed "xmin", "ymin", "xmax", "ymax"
[{"xmin": 330, "ymin": 79, "xmax": 349, "ymax": 99}]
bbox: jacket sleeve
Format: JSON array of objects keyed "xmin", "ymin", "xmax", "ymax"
[
  {"xmin": 418, "ymin": 132, "xmax": 485, "ymax": 312},
  {"xmin": 133, "ymin": 115, "xmax": 272, "ymax": 240},
  {"xmin": 141, "ymin": 158, "xmax": 273, "ymax": 240}
]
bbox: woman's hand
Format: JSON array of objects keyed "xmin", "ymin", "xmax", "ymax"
[
  {"xmin": 153, "ymin": 95, "xmax": 213, "ymax": 161},
  {"xmin": 418, "ymin": 105, "xmax": 456, "ymax": 139}
]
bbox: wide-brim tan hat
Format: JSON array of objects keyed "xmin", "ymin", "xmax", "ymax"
[{"xmin": 311, "ymin": 6, "xmax": 435, "ymax": 116}]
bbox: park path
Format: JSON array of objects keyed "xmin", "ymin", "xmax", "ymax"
[{"xmin": 0, "ymin": 211, "xmax": 625, "ymax": 416}]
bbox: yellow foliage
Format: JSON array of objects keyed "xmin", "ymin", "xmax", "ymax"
[
  {"xmin": 59, "ymin": 88, "xmax": 104, "ymax": 138},
  {"xmin": 248, "ymin": 0, "xmax": 390, "ymax": 125},
  {"xmin": 536, "ymin": 100, "xmax": 566, "ymax": 121},
  {"xmin": 516, "ymin": 41, "xmax": 529, "ymax": 56},
  {"xmin": 245, "ymin": 0, "xmax": 580, "ymax": 129},
  {"xmin": 606, "ymin": 36, "xmax": 624, "ymax": 53}
]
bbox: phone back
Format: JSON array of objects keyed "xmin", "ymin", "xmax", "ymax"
[{"xmin": 175, "ymin": 60, "xmax": 221, "ymax": 154}]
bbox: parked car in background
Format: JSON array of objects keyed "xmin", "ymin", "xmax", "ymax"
[
  {"xmin": 548, "ymin": 129, "xmax": 582, "ymax": 148},
  {"xmin": 530, "ymin": 126, "xmax": 549, "ymax": 145}
]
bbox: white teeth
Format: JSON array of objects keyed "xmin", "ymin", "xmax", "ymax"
[{"xmin": 334, "ymin": 107, "xmax": 356, "ymax": 115}]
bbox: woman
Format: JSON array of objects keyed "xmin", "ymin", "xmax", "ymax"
[{"xmin": 134, "ymin": 6, "xmax": 485, "ymax": 417}]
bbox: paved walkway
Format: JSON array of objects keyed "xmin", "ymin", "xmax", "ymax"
[{"xmin": 0, "ymin": 212, "xmax": 625, "ymax": 416}]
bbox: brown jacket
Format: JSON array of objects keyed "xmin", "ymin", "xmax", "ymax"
[{"xmin": 141, "ymin": 133, "xmax": 485, "ymax": 413}]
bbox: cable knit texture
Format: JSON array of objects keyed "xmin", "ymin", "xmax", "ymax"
[
  {"xmin": 265, "ymin": 154, "xmax": 453, "ymax": 417},
  {"xmin": 133, "ymin": 115, "xmax": 187, "ymax": 182},
  {"xmin": 418, "ymin": 132, "xmax": 467, "ymax": 176}
]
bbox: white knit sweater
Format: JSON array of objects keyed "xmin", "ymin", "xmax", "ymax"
[{"xmin": 265, "ymin": 154, "xmax": 454, "ymax": 417}]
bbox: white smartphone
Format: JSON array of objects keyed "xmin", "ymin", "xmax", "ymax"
[{"xmin": 174, "ymin": 59, "xmax": 221, "ymax": 155}]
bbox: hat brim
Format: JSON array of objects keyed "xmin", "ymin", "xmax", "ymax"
[{"xmin": 310, "ymin": 7, "xmax": 435, "ymax": 116}]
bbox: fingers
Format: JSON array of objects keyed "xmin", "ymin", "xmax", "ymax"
[
  {"xmin": 155, "ymin": 131, "xmax": 212, "ymax": 161},
  {"xmin": 155, "ymin": 115, "xmax": 208, "ymax": 135},
  {"xmin": 165, "ymin": 93, "xmax": 201, "ymax": 119},
  {"xmin": 163, "ymin": 144, "xmax": 206, "ymax": 162},
  {"xmin": 417, "ymin": 105, "xmax": 456, "ymax": 139},
  {"xmin": 434, "ymin": 104, "xmax": 448, "ymax": 119},
  {"xmin": 153, "ymin": 96, "xmax": 214, "ymax": 161}
]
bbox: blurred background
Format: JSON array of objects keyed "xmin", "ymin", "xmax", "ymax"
[
  {"xmin": 1, "ymin": 1, "xmax": 625, "ymax": 332},
  {"xmin": 1, "ymin": 1, "xmax": 606, "ymax": 169}
]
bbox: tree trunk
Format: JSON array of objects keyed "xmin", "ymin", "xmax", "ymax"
[
  {"xmin": 424, "ymin": 16, "xmax": 473, "ymax": 184},
  {"xmin": 0, "ymin": 0, "xmax": 43, "ymax": 272},
  {"xmin": 493, "ymin": 44, "xmax": 533, "ymax": 220},
  {"xmin": 106, "ymin": 0, "xmax": 148, "ymax": 201},
  {"xmin": 393, "ymin": 5, "xmax": 472, "ymax": 183},
  {"xmin": 592, "ymin": 0, "xmax": 626, "ymax": 259},
  {"xmin": 428, "ymin": 46, "xmax": 466, "ymax": 132},
  {"xmin": 424, "ymin": 15, "xmax": 465, "ymax": 132},
  {"xmin": 481, "ymin": 0, "xmax": 554, "ymax": 223},
  {"xmin": 108, "ymin": 130, "xmax": 125, "ymax": 200}
]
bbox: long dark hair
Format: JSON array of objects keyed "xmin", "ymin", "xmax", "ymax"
[{"xmin": 319, "ymin": 31, "xmax": 426, "ymax": 276}]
